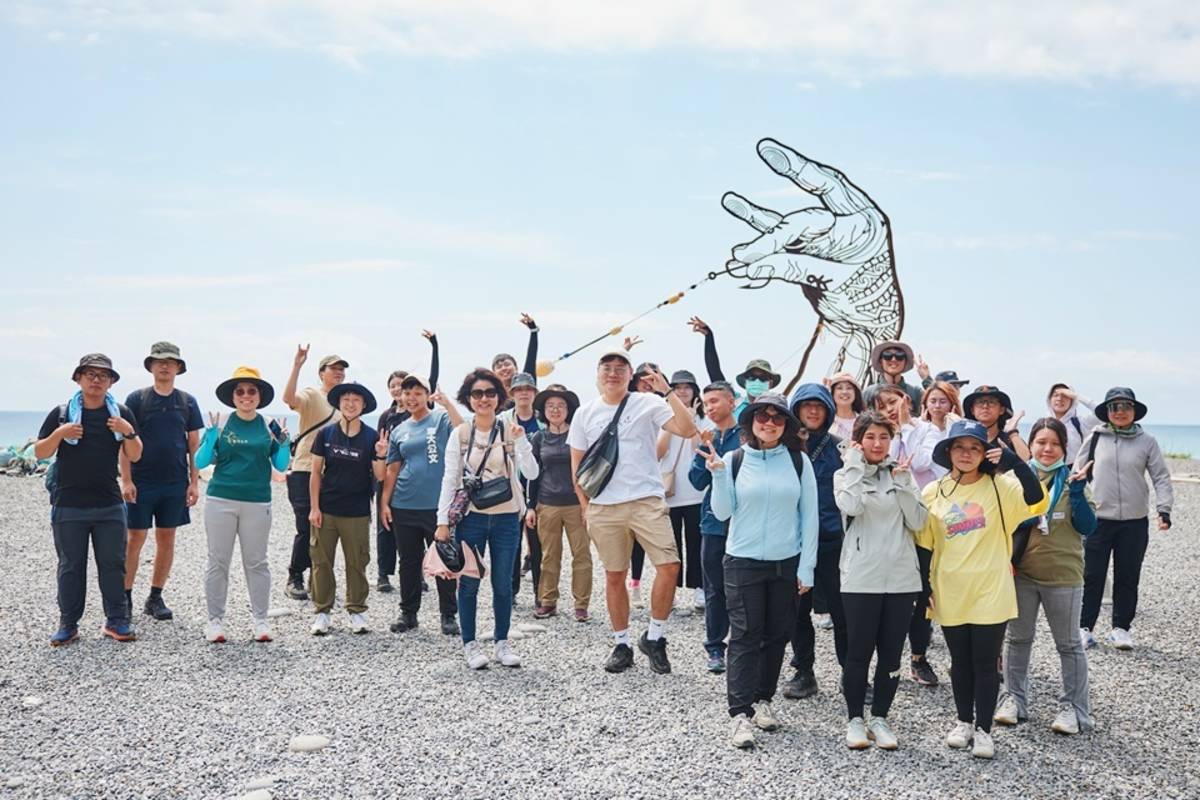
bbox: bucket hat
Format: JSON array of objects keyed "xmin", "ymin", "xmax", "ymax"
[
  {"xmin": 143, "ymin": 341, "xmax": 187, "ymax": 375},
  {"xmin": 870, "ymin": 341, "xmax": 914, "ymax": 373},
  {"xmin": 1095, "ymin": 386, "xmax": 1148, "ymax": 423},
  {"xmin": 328, "ymin": 381, "xmax": 378, "ymax": 415},
  {"xmin": 932, "ymin": 419, "xmax": 992, "ymax": 470},
  {"xmin": 72, "ymin": 353, "xmax": 120, "ymax": 384},
  {"xmin": 736, "ymin": 359, "xmax": 781, "ymax": 389},
  {"xmin": 963, "ymin": 385, "xmax": 1013, "ymax": 421},
  {"xmin": 533, "ymin": 384, "xmax": 580, "ymax": 423},
  {"xmin": 216, "ymin": 366, "xmax": 274, "ymax": 409},
  {"xmin": 510, "ymin": 372, "xmax": 538, "ymax": 392},
  {"xmin": 737, "ymin": 392, "xmax": 800, "ymax": 428}
]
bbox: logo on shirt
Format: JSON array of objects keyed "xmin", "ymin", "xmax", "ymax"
[
  {"xmin": 425, "ymin": 428, "xmax": 440, "ymax": 464},
  {"xmin": 943, "ymin": 502, "xmax": 986, "ymax": 539}
]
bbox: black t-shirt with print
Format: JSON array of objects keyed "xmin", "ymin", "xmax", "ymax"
[
  {"xmin": 39, "ymin": 404, "xmax": 139, "ymax": 508},
  {"xmin": 311, "ymin": 422, "xmax": 377, "ymax": 517}
]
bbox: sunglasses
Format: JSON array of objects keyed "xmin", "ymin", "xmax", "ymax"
[
  {"xmin": 234, "ymin": 386, "xmax": 259, "ymax": 397},
  {"xmin": 1108, "ymin": 401, "xmax": 1135, "ymax": 413},
  {"xmin": 469, "ymin": 388, "xmax": 499, "ymax": 400},
  {"xmin": 753, "ymin": 410, "xmax": 786, "ymax": 425},
  {"xmin": 880, "ymin": 351, "xmax": 907, "ymax": 361}
]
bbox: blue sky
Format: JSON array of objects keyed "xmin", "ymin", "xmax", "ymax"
[{"xmin": 2, "ymin": 2, "xmax": 1198, "ymax": 421}]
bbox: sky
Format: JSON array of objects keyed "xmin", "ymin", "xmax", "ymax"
[{"xmin": 2, "ymin": 2, "xmax": 1198, "ymax": 422}]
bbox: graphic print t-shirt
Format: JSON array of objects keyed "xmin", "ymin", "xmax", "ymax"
[
  {"xmin": 387, "ymin": 410, "xmax": 452, "ymax": 510},
  {"xmin": 917, "ymin": 474, "xmax": 1048, "ymax": 627},
  {"xmin": 311, "ymin": 422, "xmax": 377, "ymax": 517}
]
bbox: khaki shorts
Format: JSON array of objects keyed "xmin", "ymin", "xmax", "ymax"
[{"xmin": 585, "ymin": 496, "xmax": 680, "ymax": 573}]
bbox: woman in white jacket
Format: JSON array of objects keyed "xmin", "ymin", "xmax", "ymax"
[
  {"xmin": 834, "ymin": 411, "xmax": 928, "ymax": 751},
  {"xmin": 436, "ymin": 368, "xmax": 540, "ymax": 670}
]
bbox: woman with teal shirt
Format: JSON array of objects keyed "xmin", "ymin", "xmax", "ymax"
[{"xmin": 196, "ymin": 366, "xmax": 291, "ymax": 644}]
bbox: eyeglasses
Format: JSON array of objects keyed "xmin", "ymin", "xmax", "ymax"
[
  {"xmin": 753, "ymin": 410, "xmax": 786, "ymax": 425},
  {"xmin": 599, "ymin": 365, "xmax": 629, "ymax": 375},
  {"xmin": 880, "ymin": 351, "xmax": 907, "ymax": 361},
  {"xmin": 234, "ymin": 387, "xmax": 259, "ymax": 396},
  {"xmin": 973, "ymin": 398, "xmax": 1001, "ymax": 408},
  {"xmin": 469, "ymin": 388, "xmax": 499, "ymax": 400},
  {"xmin": 1108, "ymin": 401, "xmax": 1135, "ymax": 413},
  {"xmin": 80, "ymin": 370, "xmax": 112, "ymax": 382}
]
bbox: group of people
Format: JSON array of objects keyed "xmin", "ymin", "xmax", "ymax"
[{"xmin": 36, "ymin": 317, "xmax": 1176, "ymax": 758}]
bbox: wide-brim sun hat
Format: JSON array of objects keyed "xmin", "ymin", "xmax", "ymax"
[
  {"xmin": 827, "ymin": 371, "xmax": 865, "ymax": 409},
  {"xmin": 533, "ymin": 384, "xmax": 580, "ymax": 423},
  {"xmin": 216, "ymin": 366, "xmax": 274, "ymax": 409},
  {"xmin": 870, "ymin": 341, "xmax": 915, "ymax": 373},
  {"xmin": 932, "ymin": 419, "xmax": 992, "ymax": 470},
  {"xmin": 669, "ymin": 369, "xmax": 701, "ymax": 396},
  {"xmin": 737, "ymin": 392, "xmax": 800, "ymax": 428},
  {"xmin": 328, "ymin": 381, "xmax": 378, "ymax": 415},
  {"xmin": 1095, "ymin": 386, "xmax": 1148, "ymax": 423},
  {"xmin": 736, "ymin": 359, "xmax": 781, "ymax": 389},
  {"xmin": 143, "ymin": 341, "xmax": 187, "ymax": 375},
  {"xmin": 963, "ymin": 385, "xmax": 1013, "ymax": 421},
  {"xmin": 72, "ymin": 353, "xmax": 120, "ymax": 384}
]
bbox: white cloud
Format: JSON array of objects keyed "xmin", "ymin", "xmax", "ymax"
[
  {"xmin": 300, "ymin": 258, "xmax": 419, "ymax": 274},
  {"xmin": 8, "ymin": 1, "xmax": 1200, "ymax": 85},
  {"xmin": 86, "ymin": 274, "xmax": 273, "ymax": 289}
]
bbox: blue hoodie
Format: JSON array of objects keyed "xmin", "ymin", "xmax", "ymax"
[
  {"xmin": 710, "ymin": 443, "xmax": 820, "ymax": 585},
  {"xmin": 788, "ymin": 383, "xmax": 844, "ymax": 544}
]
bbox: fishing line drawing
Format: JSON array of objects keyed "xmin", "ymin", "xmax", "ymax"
[{"xmin": 720, "ymin": 138, "xmax": 904, "ymax": 392}]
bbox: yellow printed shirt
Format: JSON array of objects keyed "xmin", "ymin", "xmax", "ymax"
[{"xmin": 917, "ymin": 474, "xmax": 1049, "ymax": 627}]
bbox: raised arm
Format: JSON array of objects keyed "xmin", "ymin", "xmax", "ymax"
[
  {"xmin": 423, "ymin": 330, "xmax": 440, "ymax": 390},
  {"xmin": 689, "ymin": 316, "xmax": 725, "ymax": 382},
  {"xmin": 283, "ymin": 343, "xmax": 309, "ymax": 410},
  {"xmin": 520, "ymin": 313, "xmax": 539, "ymax": 378}
]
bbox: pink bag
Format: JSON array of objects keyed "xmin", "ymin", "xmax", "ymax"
[{"xmin": 422, "ymin": 539, "xmax": 486, "ymax": 580}]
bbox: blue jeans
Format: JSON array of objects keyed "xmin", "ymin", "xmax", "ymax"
[
  {"xmin": 701, "ymin": 534, "xmax": 729, "ymax": 656},
  {"xmin": 456, "ymin": 511, "xmax": 520, "ymax": 644}
]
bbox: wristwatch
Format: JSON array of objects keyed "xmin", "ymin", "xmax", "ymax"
[{"xmin": 124, "ymin": 432, "xmax": 140, "ymax": 440}]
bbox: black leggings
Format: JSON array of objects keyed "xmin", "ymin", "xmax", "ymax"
[
  {"xmin": 908, "ymin": 547, "xmax": 933, "ymax": 657},
  {"xmin": 841, "ymin": 592, "xmax": 918, "ymax": 720},
  {"xmin": 669, "ymin": 505, "xmax": 702, "ymax": 589},
  {"xmin": 942, "ymin": 622, "xmax": 1007, "ymax": 732}
]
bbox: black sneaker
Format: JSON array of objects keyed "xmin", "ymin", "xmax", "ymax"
[
  {"xmin": 143, "ymin": 594, "xmax": 174, "ymax": 621},
  {"xmin": 637, "ymin": 632, "xmax": 672, "ymax": 674},
  {"xmin": 285, "ymin": 578, "xmax": 309, "ymax": 601},
  {"xmin": 389, "ymin": 612, "xmax": 419, "ymax": 633},
  {"xmin": 604, "ymin": 643, "xmax": 635, "ymax": 673},
  {"xmin": 440, "ymin": 614, "xmax": 460, "ymax": 636},
  {"xmin": 782, "ymin": 669, "xmax": 818, "ymax": 699},
  {"xmin": 376, "ymin": 576, "xmax": 394, "ymax": 593},
  {"xmin": 911, "ymin": 657, "xmax": 940, "ymax": 687}
]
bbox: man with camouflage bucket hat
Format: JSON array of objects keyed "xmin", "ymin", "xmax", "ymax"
[{"xmin": 121, "ymin": 342, "xmax": 205, "ymax": 622}]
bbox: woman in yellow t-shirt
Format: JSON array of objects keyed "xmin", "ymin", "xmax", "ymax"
[{"xmin": 918, "ymin": 420, "xmax": 1048, "ymax": 759}]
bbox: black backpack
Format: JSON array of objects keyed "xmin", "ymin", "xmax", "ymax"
[{"xmin": 132, "ymin": 387, "xmax": 194, "ymax": 441}]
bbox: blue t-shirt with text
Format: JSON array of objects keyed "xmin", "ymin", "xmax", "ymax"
[{"xmin": 387, "ymin": 410, "xmax": 453, "ymax": 510}]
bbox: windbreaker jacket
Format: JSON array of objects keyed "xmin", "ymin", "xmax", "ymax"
[
  {"xmin": 834, "ymin": 445, "xmax": 928, "ymax": 593},
  {"xmin": 688, "ymin": 424, "xmax": 744, "ymax": 536},
  {"xmin": 710, "ymin": 444, "xmax": 820, "ymax": 586},
  {"xmin": 788, "ymin": 383, "xmax": 844, "ymax": 542},
  {"xmin": 1079, "ymin": 425, "xmax": 1173, "ymax": 521}
]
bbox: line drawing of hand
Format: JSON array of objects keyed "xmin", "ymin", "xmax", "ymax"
[{"xmin": 721, "ymin": 138, "xmax": 905, "ymax": 392}]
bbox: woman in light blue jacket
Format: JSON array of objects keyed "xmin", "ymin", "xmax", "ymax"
[{"xmin": 705, "ymin": 393, "xmax": 818, "ymax": 751}]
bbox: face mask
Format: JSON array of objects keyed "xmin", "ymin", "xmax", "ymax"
[
  {"xmin": 744, "ymin": 379, "xmax": 770, "ymax": 397},
  {"xmin": 1032, "ymin": 457, "xmax": 1065, "ymax": 473}
]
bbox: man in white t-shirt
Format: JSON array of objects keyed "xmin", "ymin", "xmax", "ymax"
[{"xmin": 569, "ymin": 350, "xmax": 698, "ymax": 674}]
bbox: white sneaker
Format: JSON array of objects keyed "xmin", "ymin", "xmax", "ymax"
[
  {"xmin": 310, "ymin": 612, "xmax": 331, "ymax": 636},
  {"xmin": 630, "ymin": 584, "xmax": 645, "ymax": 609},
  {"xmin": 1109, "ymin": 628, "xmax": 1134, "ymax": 650},
  {"xmin": 867, "ymin": 717, "xmax": 898, "ymax": 750},
  {"xmin": 845, "ymin": 717, "xmax": 870, "ymax": 750},
  {"xmin": 494, "ymin": 639, "xmax": 522, "ymax": 667},
  {"xmin": 464, "ymin": 640, "xmax": 489, "ymax": 670},
  {"xmin": 205, "ymin": 618, "xmax": 226, "ymax": 644},
  {"xmin": 1050, "ymin": 705, "xmax": 1080, "ymax": 735},
  {"xmin": 814, "ymin": 613, "xmax": 834, "ymax": 630},
  {"xmin": 1080, "ymin": 627, "xmax": 1097, "ymax": 649},
  {"xmin": 971, "ymin": 727, "xmax": 994, "ymax": 759},
  {"xmin": 993, "ymin": 693, "xmax": 1020, "ymax": 726},
  {"xmin": 946, "ymin": 720, "xmax": 974, "ymax": 749},
  {"xmin": 751, "ymin": 700, "xmax": 780, "ymax": 731},
  {"xmin": 349, "ymin": 613, "xmax": 368, "ymax": 634},
  {"xmin": 252, "ymin": 620, "xmax": 273, "ymax": 642},
  {"xmin": 730, "ymin": 714, "xmax": 756, "ymax": 749},
  {"xmin": 693, "ymin": 587, "xmax": 706, "ymax": 610}
]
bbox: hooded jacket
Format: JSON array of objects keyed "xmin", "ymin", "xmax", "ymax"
[
  {"xmin": 834, "ymin": 445, "xmax": 928, "ymax": 594},
  {"xmin": 788, "ymin": 383, "xmax": 844, "ymax": 542},
  {"xmin": 710, "ymin": 443, "xmax": 819, "ymax": 585},
  {"xmin": 1045, "ymin": 393, "xmax": 1100, "ymax": 465},
  {"xmin": 1079, "ymin": 425, "xmax": 1173, "ymax": 521}
]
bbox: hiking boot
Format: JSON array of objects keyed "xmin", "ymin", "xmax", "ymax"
[
  {"xmin": 533, "ymin": 605, "xmax": 557, "ymax": 619},
  {"xmin": 144, "ymin": 593, "xmax": 173, "ymax": 621},
  {"xmin": 993, "ymin": 693, "xmax": 1020, "ymax": 726},
  {"xmin": 101, "ymin": 620, "xmax": 136, "ymax": 642},
  {"xmin": 782, "ymin": 669, "xmax": 817, "ymax": 699},
  {"xmin": 1051, "ymin": 705, "xmax": 1080, "ymax": 735},
  {"xmin": 752, "ymin": 701, "xmax": 781, "ymax": 731},
  {"xmin": 706, "ymin": 652, "xmax": 726, "ymax": 674},
  {"xmin": 376, "ymin": 575, "xmax": 395, "ymax": 593},
  {"xmin": 604, "ymin": 643, "xmax": 634, "ymax": 673},
  {"xmin": 311, "ymin": 612, "xmax": 332, "ymax": 636},
  {"xmin": 50, "ymin": 625, "xmax": 79, "ymax": 647},
  {"xmin": 464, "ymin": 641, "xmax": 489, "ymax": 670},
  {"xmin": 911, "ymin": 657, "xmax": 939, "ymax": 687},
  {"xmin": 868, "ymin": 718, "xmax": 898, "ymax": 750},
  {"xmin": 637, "ymin": 632, "xmax": 672, "ymax": 674},
  {"xmin": 730, "ymin": 714, "xmax": 756, "ymax": 749},
  {"xmin": 494, "ymin": 639, "xmax": 522, "ymax": 667},
  {"xmin": 390, "ymin": 612, "xmax": 419, "ymax": 633},
  {"xmin": 285, "ymin": 578, "xmax": 308, "ymax": 601},
  {"xmin": 574, "ymin": 608, "xmax": 590, "ymax": 623},
  {"xmin": 972, "ymin": 728, "xmax": 994, "ymax": 759},
  {"xmin": 440, "ymin": 614, "xmax": 460, "ymax": 636},
  {"xmin": 945, "ymin": 720, "xmax": 973, "ymax": 749},
  {"xmin": 845, "ymin": 717, "xmax": 870, "ymax": 750}
]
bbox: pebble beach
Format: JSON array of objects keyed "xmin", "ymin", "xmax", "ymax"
[{"xmin": 2, "ymin": 463, "xmax": 1198, "ymax": 800}]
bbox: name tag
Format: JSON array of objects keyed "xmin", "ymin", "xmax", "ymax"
[{"xmin": 1052, "ymin": 512, "xmax": 1066, "ymax": 520}]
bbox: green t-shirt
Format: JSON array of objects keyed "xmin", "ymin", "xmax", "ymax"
[
  {"xmin": 1021, "ymin": 484, "xmax": 1088, "ymax": 587},
  {"xmin": 206, "ymin": 414, "xmax": 281, "ymax": 503}
]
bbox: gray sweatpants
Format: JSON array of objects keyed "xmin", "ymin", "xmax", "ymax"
[
  {"xmin": 1004, "ymin": 575, "xmax": 1093, "ymax": 730},
  {"xmin": 204, "ymin": 497, "xmax": 272, "ymax": 622}
]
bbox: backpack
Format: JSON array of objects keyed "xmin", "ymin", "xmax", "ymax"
[
  {"xmin": 132, "ymin": 387, "xmax": 193, "ymax": 435},
  {"xmin": 730, "ymin": 447, "xmax": 806, "ymax": 483},
  {"xmin": 43, "ymin": 404, "xmax": 68, "ymax": 501}
]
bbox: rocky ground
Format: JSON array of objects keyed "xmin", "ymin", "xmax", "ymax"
[{"xmin": 1, "ymin": 466, "xmax": 1198, "ymax": 799}]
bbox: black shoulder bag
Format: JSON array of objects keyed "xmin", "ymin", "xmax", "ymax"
[
  {"xmin": 575, "ymin": 394, "xmax": 630, "ymax": 499},
  {"xmin": 464, "ymin": 423, "xmax": 514, "ymax": 509}
]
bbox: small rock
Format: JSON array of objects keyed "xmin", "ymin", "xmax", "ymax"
[
  {"xmin": 508, "ymin": 630, "xmax": 527, "ymax": 640},
  {"xmin": 288, "ymin": 735, "xmax": 330, "ymax": 753},
  {"xmin": 266, "ymin": 607, "xmax": 293, "ymax": 618},
  {"xmin": 479, "ymin": 633, "xmax": 495, "ymax": 642},
  {"xmin": 245, "ymin": 775, "xmax": 280, "ymax": 790},
  {"xmin": 21, "ymin": 696, "xmax": 44, "ymax": 708},
  {"xmin": 520, "ymin": 715, "xmax": 539, "ymax": 725},
  {"xmin": 6, "ymin": 777, "xmax": 27, "ymax": 788},
  {"xmin": 517, "ymin": 623, "xmax": 548, "ymax": 633},
  {"xmin": 237, "ymin": 790, "xmax": 271, "ymax": 800}
]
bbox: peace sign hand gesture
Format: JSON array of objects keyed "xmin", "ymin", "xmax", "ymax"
[
  {"xmin": 421, "ymin": 329, "xmax": 436, "ymax": 342},
  {"xmin": 697, "ymin": 444, "xmax": 725, "ymax": 472},
  {"xmin": 1004, "ymin": 410, "xmax": 1026, "ymax": 434},
  {"xmin": 207, "ymin": 411, "xmax": 222, "ymax": 429},
  {"xmin": 375, "ymin": 428, "xmax": 389, "ymax": 459},
  {"xmin": 1069, "ymin": 460, "xmax": 1092, "ymax": 483},
  {"xmin": 519, "ymin": 313, "xmax": 538, "ymax": 330},
  {"xmin": 623, "ymin": 336, "xmax": 644, "ymax": 352},
  {"xmin": 893, "ymin": 453, "xmax": 914, "ymax": 474}
]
